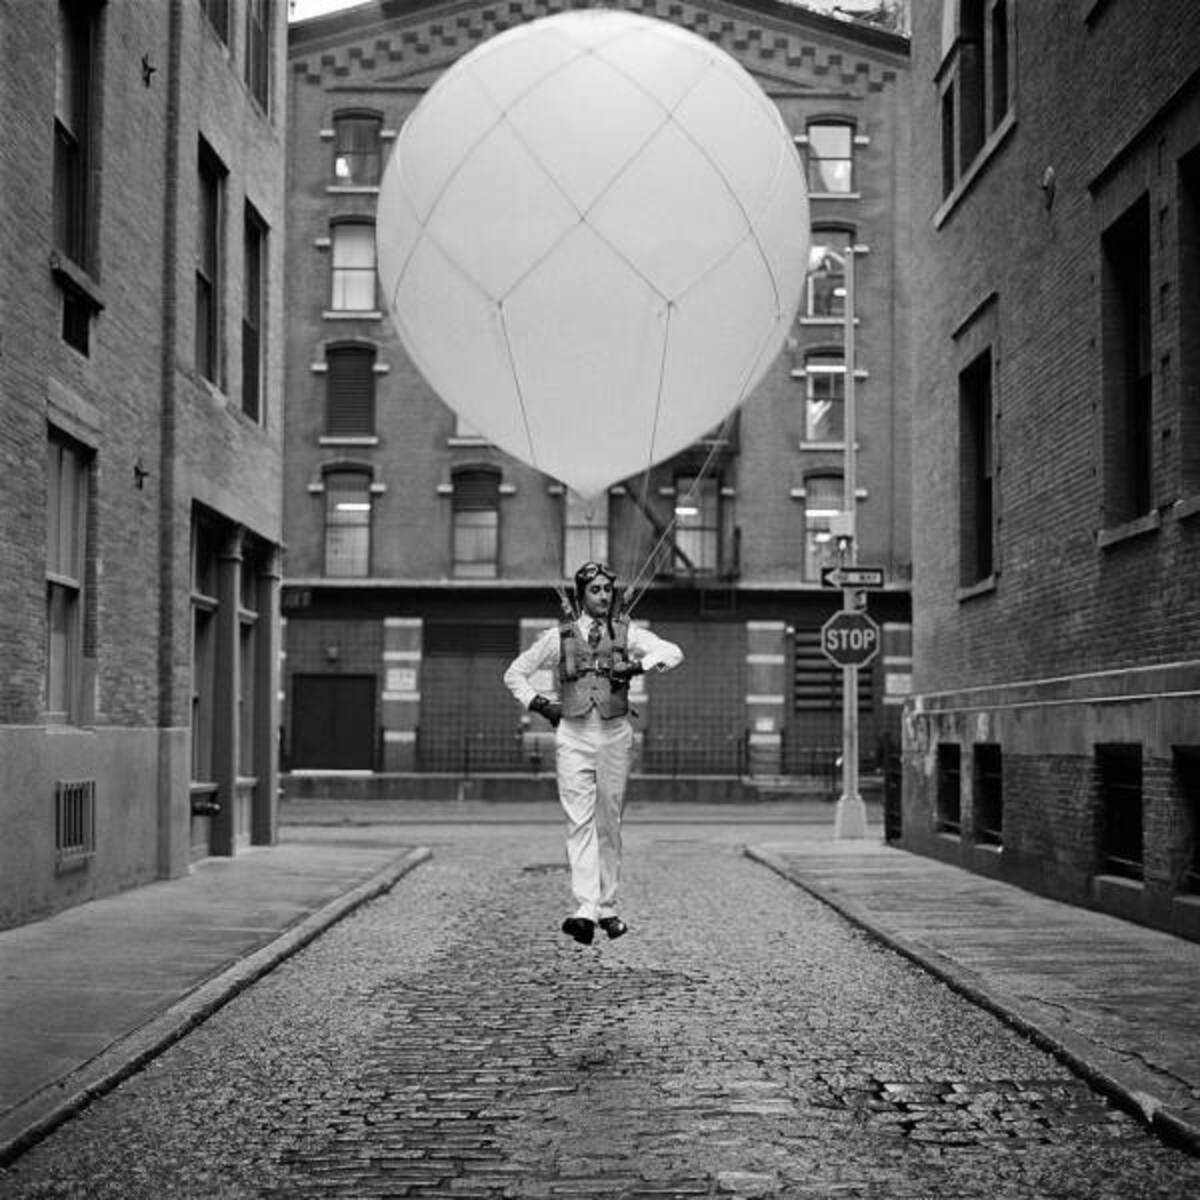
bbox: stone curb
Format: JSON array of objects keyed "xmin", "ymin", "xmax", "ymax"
[
  {"xmin": 0, "ymin": 846, "xmax": 432, "ymax": 1168},
  {"xmin": 745, "ymin": 845, "xmax": 1200, "ymax": 1159}
]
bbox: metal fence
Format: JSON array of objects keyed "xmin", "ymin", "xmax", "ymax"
[{"xmin": 413, "ymin": 724, "xmax": 851, "ymax": 781}]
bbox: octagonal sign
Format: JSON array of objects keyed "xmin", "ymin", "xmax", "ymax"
[{"xmin": 821, "ymin": 611, "xmax": 880, "ymax": 668}]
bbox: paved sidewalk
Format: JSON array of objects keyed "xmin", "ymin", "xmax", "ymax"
[
  {"xmin": 747, "ymin": 836, "xmax": 1200, "ymax": 1156},
  {"xmin": 0, "ymin": 827, "xmax": 430, "ymax": 1165}
]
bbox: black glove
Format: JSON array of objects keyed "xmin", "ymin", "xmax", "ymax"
[
  {"xmin": 609, "ymin": 660, "xmax": 644, "ymax": 685},
  {"xmin": 529, "ymin": 695, "xmax": 562, "ymax": 727}
]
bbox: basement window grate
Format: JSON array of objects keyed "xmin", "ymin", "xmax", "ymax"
[{"xmin": 55, "ymin": 779, "xmax": 96, "ymax": 874}]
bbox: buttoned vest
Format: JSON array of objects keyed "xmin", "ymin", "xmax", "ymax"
[{"xmin": 559, "ymin": 617, "xmax": 631, "ymax": 719}]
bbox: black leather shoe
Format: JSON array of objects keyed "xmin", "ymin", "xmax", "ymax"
[
  {"xmin": 598, "ymin": 917, "xmax": 628, "ymax": 940},
  {"xmin": 561, "ymin": 917, "xmax": 595, "ymax": 945}
]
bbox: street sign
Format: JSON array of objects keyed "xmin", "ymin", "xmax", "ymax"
[
  {"xmin": 821, "ymin": 611, "xmax": 881, "ymax": 667},
  {"xmin": 820, "ymin": 565, "xmax": 886, "ymax": 590}
]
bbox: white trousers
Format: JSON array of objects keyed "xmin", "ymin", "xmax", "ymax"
[{"xmin": 555, "ymin": 710, "xmax": 634, "ymax": 921}]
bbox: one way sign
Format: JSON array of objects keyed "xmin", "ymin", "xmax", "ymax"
[{"xmin": 820, "ymin": 565, "xmax": 886, "ymax": 590}]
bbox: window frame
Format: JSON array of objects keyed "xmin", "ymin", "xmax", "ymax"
[
  {"xmin": 673, "ymin": 474, "xmax": 720, "ymax": 575},
  {"xmin": 45, "ymin": 431, "xmax": 91, "ymax": 724},
  {"xmin": 451, "ymin": 466, "xmax": 501, "ymax": 580},
  {"xmin": 242, "ymin": 203, "xmax": 267, "ymax": 423},
  {"xmin": 1100, "ymin": 195, "xmax": 1154, "ymax": 528},
  {"xmin": 324, "ymin": 343, "xmax": 377, "ymax": 437},
  {"xmin": 244, "ymin": 0, "xmax": 270, "ymax": 111},
  {"xmin": 563, "ymin": 491, "xmax": 608, "ymax": 576},
  {"xmin": 333, "ymin": 110, "xmax": 384, "ymax": 188},
  {"xmin": 322, "ymin": 467, "xmax": 374, "ymax": 578},
  {"xmin": 802, "ymin": 473, "xmax": 843, "ymax": 582},
  {"xmin": 959, "ymin": 349, "xmax": 995, "ymax": 587},
  {"xmin": 803, "ymin": 350, "xmax": 846, "ymax": 444},
  {"xmin": 196, "ymin": 140, "xmax": 227, "ymax": 386},
  {"xmin": 330, "ymin": 219, "xmax": 378, "ymax": 312},
  {"xmin": 805, "ymin": 120, "xmax": 855, "ymax": 195}
]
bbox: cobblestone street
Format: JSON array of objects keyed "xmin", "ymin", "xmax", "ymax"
[{"xmin": 3, "ymin": 821, "xmax": 1198, "ymax": 1199}]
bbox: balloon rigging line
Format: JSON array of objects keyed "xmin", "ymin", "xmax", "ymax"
[{"xmin": 497, "ymin": 302, "xmax": 541, "ymax": 475}]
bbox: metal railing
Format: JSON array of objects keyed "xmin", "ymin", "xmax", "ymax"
[{"xmin": 411, "ymin": 725, "xmax": 853, "ymax": 782}]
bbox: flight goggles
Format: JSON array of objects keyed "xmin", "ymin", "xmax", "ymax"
[{"xmin": 574, "ymin": 561, "xmax": 616, "ymax": 595}]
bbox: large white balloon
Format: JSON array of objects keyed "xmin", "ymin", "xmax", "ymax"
[{"xmin": 376, "ymin": 9, "xmax": 809, "ymax": 500}]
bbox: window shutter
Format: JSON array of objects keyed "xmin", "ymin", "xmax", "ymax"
[
  {"xmin": 452, "ymin": 468, "xmax": 501, "ymax": 510},
  {"xmin": 327, "ymin": 348, "xmax": 375, "ymax": 435}
]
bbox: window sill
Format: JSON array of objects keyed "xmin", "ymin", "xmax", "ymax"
[
  {"xmin": 797, "ymin": 440, "xmax": 850, "ymax": 452},
  {"xmin": 320, "ymin": 435, "xmax": 378, "ymax": 446},
  {"xmin": 1097, "ymin": 510, "xmax": 1161, "ymax": 549},
  {"xmin": 1174, "ymin": 493, "xmax": 1200, "ymax": 522},
  {"xmin": 447, "ymin": 436, "xmax": 490, "ymax": 447},
  {"xmin": 323, "ymin": 310, "xmax": 383, "ymax": 321},
  {"xmin": 49, "ymin": 251, "xmax": 105, "ymax": 312},
  {"xmin": 934, "ymin": 108, "xmax": 1018, "ymax": 230},
  {"xmin": 957, "ymin": 573, "xmax": 997, "ymax": 602},
  {"xmin": 810, "ymin": 192, "xmax": 861, "ymax": 202},
  {"xmin": 975, "ymin": 840, "xmax": 1003, "ymax": 855},
  {"xmin": 326, "ymin": 185, "xmax": 380, "ymax": 195},
  {"xmin": 797, "ymin": 316, "xmax": 859, "ymax": 327}
]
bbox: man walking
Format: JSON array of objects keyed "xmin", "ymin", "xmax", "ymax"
[{"xmin": 504, "ymin": 562, "xmax": 684, "ymax": 945}]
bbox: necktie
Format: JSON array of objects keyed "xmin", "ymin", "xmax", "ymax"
[{"xmin": 588, "ymin": 619, "xmax": 602, "ymax": 649}]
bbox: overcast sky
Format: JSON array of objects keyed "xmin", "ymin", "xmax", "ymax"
[{"xmin": 287, "ymin": 0, "xmax": 894, "ymax": 24}]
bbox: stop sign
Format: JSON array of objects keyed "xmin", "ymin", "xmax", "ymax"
[{"xmin": 821, "ymin": 611, "xmax": 880, "ymax": 667}]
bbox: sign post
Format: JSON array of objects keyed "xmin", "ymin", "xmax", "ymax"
[{"xmin": 832, "ymin": 244, "xmax": 871, "ymax": 839}]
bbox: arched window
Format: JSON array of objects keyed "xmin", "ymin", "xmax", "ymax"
[
  {"xmin": 323, "ymin": 468, "xmax": 372, "ymax": 577},
  {"xmin": 325, "ymin": 343, "xmax": 376, "ymax": 436},
  {"xmin": 452, "ymin": 466, "xmax": 501, "ymax": 579}
]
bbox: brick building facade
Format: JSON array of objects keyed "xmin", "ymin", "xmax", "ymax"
[
  {"xmin": 904, "ymin": 1, "xmax": 1200, "ymax": 939},
  {"xmin": 0, "ymin": 0, "xmax": 288, "ymax": 928},
  {"xmin": 283, "ymin": 0, "xmax": 912, "ymax": 799}
]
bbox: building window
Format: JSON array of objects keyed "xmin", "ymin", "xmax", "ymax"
[
  {"xmin": 191, "ymin": 515, "xmax": 220, "ymax": 785},
  {"xmin": 197, "ymin": 140, "xmax": 226, "ymax": 385},
  {"xmin": 974, "ymin": 743, "xmax": 1003, "ymax": 845},
  {"xmin": 245, "ymin": 0, "xmax": 269, "ymax": 110},
  {"xmin": 1177, "ymin": 147, "xmax": 1200, "ymax": 495},
  {"xmin": 1176, "ymin": 748, "xmax": 1200, "ymax": 894},
  {"xmin": 938, "ymin": 0, "xmax": 1014, "ymax": 196},
  {"xmin": 803, "ymin": 474, "xmax": 842, "ymax": 581},
  {"xmin": 323, "ymin": 469, "xmax": 372, "ymax": 577},
  {"xmin": 807, "ymin": 230, "xmax": 850, "ymax": 318},
  {"xmin": 937, "ymin": 744, "xmax": 962, "ymax": 835},
  {"xmin": 564, "ymin": 491, "xmax": 607, "ymax": 575},
  {"xmin": 331, "ymin": 221, "xmax": 377, "ymax": 312},
  {"xmin": 959, "ymin": 349, "xmax": 994, "ymax": 586},
  {"xmin": 238, "ymin": 542, "xmax": 262, "ymax": 775},
  {"xmin": 1101, "ymin": 196, "xmax": 1153, "ymax": 525},
  {"xmin": 452, "ymin": 467, "xmax": 500, "ymax": 579},
  {"xmin": 54, "ymin": 1, "xmax": 96, "ymax": 270},
  {"xmin": 1097, "ymin": 744, "xmax": 1143, "ymax": 881},
  {"xmin": 804, "ymin": 351, "xmax": 845, "ymax": 442},
  {"xmin": 674, "ymin": 475, "xmax": 719, "ymax": 574},
  {"xmin": 325, "ymin": 345, "xmax": 376, "ymax": 436},
  {"xmin": 243, "ymin": 205, "xmax": 266, "ymax": 423},
  {"xmin": 805, "ymin": 122, "xmax": 854, "ymax": 194},
  {"xmin": 201, "ymin": 0, "xmax": 229, "ymax": 43},
  {"xmin": 46, "ymin": 432, "xmax": 91, "ymax": 722},
  {"xmin": 334, "ymin": 112, "xmax": 383, "ymax": 186}
]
